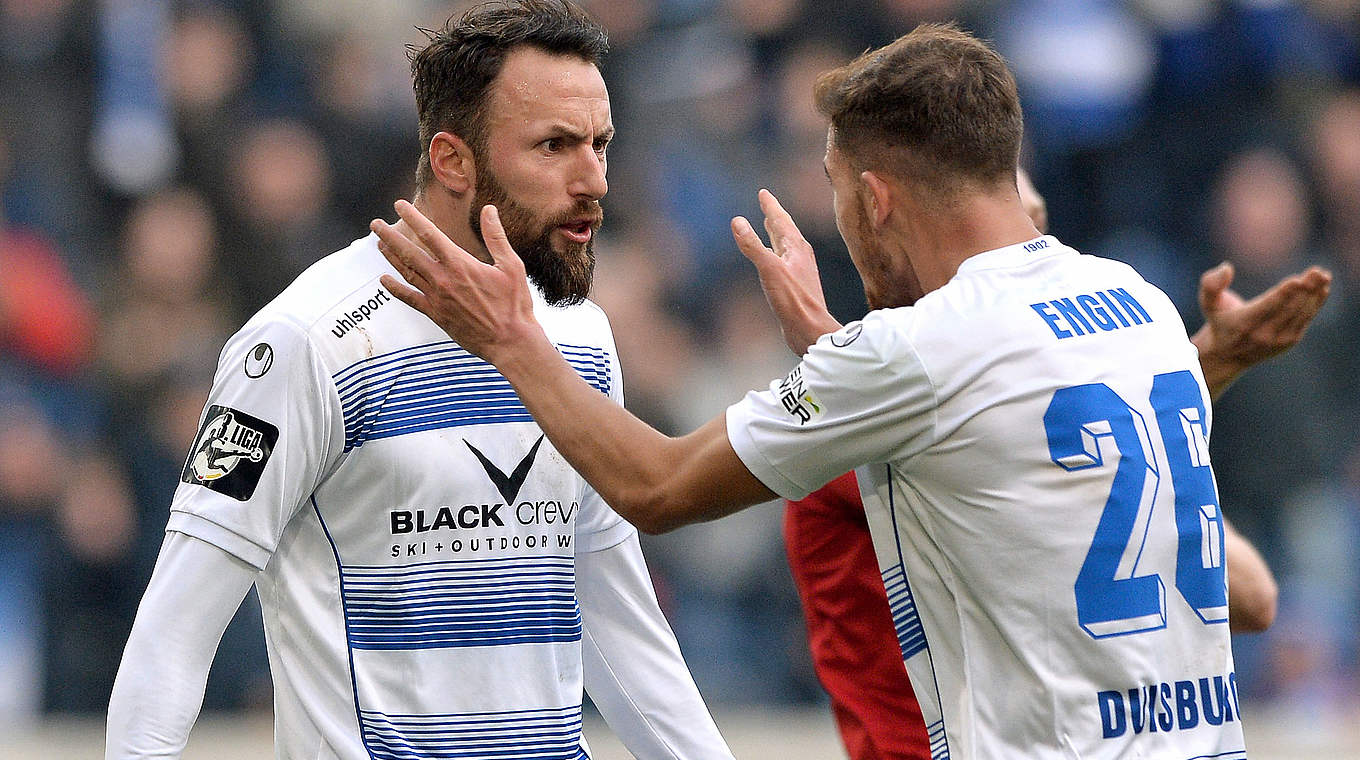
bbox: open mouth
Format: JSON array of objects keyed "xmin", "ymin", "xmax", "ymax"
[{"xmin": 557, "ymin": 220, "xmax": 594, "ymax": 244}]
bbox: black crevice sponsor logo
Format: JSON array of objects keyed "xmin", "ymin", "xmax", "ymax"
[
  {"xmin": 181, "ymin": 405, "xmax": 279, "ymax": 501},
  {"xmin": 391, "ymin": 499, "xmax": 578, "ymax": 535},
  {"xmin": 331, "ymin": 287, "xmax": 393, "ymax": 339},
  {"xmin": 466, "ymin": 435, "xmax": 543, "ymax": 504},
  {"xmin": 388, "ymin": 435, "xmax": 578, "ymax": 542}
]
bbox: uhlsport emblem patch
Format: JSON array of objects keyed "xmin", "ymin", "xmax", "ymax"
[
  {"xmin": 244, "ymin": 342, "xmax": 274, "ymax": 378},
  {"xmin": 181, "ymin": 405, "xmax": 279, "ymax": 500}
]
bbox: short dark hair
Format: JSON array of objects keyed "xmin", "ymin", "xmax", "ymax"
[
  {"xmin": 814, "ymin": 23, "xmax": 1022, "ymax": 198},
  {"xmin": 409, "ymin": 0, "xmax": 608, "ymax": 188}
]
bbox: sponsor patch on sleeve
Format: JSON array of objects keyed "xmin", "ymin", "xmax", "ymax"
[
  {"xmin": 775, "ymin": 365, "xmax": 825, "ymax": 425},
  {"xmin": 180, "ymin": 405, "xmax": 280, "ymax": 501}
]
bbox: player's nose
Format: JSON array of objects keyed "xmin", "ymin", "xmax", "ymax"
[{"xmin": 569, "ymin": 148, "xmax": 607, "ymax": 200}]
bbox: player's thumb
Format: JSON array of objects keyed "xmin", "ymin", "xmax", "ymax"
[{"xmin": 1199, "ymin": 262, "xmax": 1233, "ymax": 314}]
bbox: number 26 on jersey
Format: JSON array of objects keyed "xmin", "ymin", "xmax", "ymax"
[{"xmin": 1044, "ymin": 370, "xmax": 1229, "ymax": 639}]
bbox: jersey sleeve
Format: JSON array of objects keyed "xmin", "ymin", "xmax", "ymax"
[
  {"xmin": 573, "ymin": 314, "xmax": 635, "ymax": 552},
  {"xmin": 166, "ymin": 316, "xmax": 342, "ymax": 569},
  {"xmin": 726, "ymin": 316, "xmax": 937, "ymax": 500}
]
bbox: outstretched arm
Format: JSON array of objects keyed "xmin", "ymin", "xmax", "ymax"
[
  {"xmin": 1191, "ymin": 261, "xmax": 1331, "ymax": 399},
  {"xmin": 107, "ymin": 532, "xmax": 257, "ymax": 759},
  {"xmin": 373, "ymin": 203, "xmax": 775, "ymax": 534}
]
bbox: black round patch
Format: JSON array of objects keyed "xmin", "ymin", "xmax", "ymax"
[{"xmin": 244, "ymin": 342, "xmax": 274, "ymax": 378}]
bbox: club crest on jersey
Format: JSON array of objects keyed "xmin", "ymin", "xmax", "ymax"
[
  {"xmin": 181, "ymin": 405, "xmax": 279, "ymax": 501},
  {"xmin": 776, "ymin": 366, "xmax": 825, "ymax": 425}
]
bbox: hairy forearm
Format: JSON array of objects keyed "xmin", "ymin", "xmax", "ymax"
[{"xmin": 493, "ymin": 334, "xmax": 767, "ymax": 532}]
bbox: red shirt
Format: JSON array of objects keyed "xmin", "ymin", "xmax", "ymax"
[{"xmin": 784, "ymin": 472, "xmax": 929, "ymax": 760}]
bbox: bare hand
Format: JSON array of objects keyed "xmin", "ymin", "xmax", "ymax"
[
  {"xmin": 1191, "ymin": 261, "xmax": 1332, "ymax": 398},
  {"xmin": 732, "ymin": 189, "xmax": 842, "ymax": 356},
  {"xmin": 371, "ymin": 201, "xmax": 545, "ymax": 363}
]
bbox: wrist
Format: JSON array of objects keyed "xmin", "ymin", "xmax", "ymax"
[
  {"xmin": 1191, "ymin": 329, "xmax": 1246, "ymax": 399},
  {"xmin": 484, "ymin": 323, "xmax": 555, "ymax": 377}
]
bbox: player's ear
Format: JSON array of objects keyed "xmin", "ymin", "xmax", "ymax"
[
  {"xmin": 429, "ymin": 131, "xmax": 476, "ymax": 195},
  {"xmin": 860, "ymin": 169, "xmax": 894, "ymax": 228}
]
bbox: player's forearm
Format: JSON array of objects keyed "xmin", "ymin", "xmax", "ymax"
[
  {"xmin": 493, "ymin": 335, "xmax": 758, "ymax": 533},
  {"xmin": 579, "ymin": 534, "xmax": 736, "ymax": 759},
  {"xmin": 1224, "ymin": 521, "xmax": 1278, "ymax": 633},
  {"xmin": 107, "ymin": 533, "xmax": 256, "ymax": 759}
]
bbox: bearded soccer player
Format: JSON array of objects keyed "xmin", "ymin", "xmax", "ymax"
[
  {"xmin": 370, "ymin": 23, "xmax": 1339, "ymax": 759},
  {"xmin": 784, "ymin": 173, "xmax": 1329, "ymax": 760},
  {"xmin": 105, "ymin": 3, "xmax": 734, "ymax": 759}
]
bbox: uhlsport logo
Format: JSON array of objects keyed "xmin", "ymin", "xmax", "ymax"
[
  {"xmin": 181, "ymin": 405, "xmax": 279, "ymax": 501},
  {"xmin": 243, "ymin": 342, "xmax": 273, "ymax": 378}
]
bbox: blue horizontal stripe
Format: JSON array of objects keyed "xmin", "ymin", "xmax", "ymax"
[
  {"xmin": 358, "ymin": 704, "xmax": 587, "ymax": 760},
  {"xmin": 334, "ymin": 341, "xmax": 611, "ymax": 451},
  {"xmin": 341, "ymin": 556, "xmax": 582, "ymax": 652}
]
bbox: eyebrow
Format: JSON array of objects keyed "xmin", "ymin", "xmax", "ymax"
[{"xmin": 543, "ymin": 124, "xmax": 615, "ymax": 142}]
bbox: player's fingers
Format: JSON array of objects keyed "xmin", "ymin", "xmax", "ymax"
[
  {"xmin": 732, "ymin": 216, "xmax": 775, "ymax": 265},
  {"xmin": 372, "ymin": 218, "xmax": 439, "ymax": 285},
  {"xmin": 1279, "ymin": 278, "xmax": 1329, "ymax": 335},
  {"xmin": 376, "ymin": 236, "xmax": 429, "ymax": 290},
  {"xmin": 758, "ymin": 189, "xmax": 811, "ymax": 255},
  {"xmin": 480, "ymin": 205, "xmax": 527, "ymax": 278},
  {"xmin": 393, "ymin": 199, "xmax": 463, "ymax": 264},
  {"xmin": 1298, "ymin": 265, "xmax": 1333, "ymax": 293},
  {"xmin": 379, "ymin": 273, "xmax": 433, "ymax": 316}
]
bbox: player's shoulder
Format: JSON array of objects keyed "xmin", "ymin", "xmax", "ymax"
[
  {"xmin": 534, "ymin": 293, "xmax": 616, "ymax": 348},
  {"xmin": 250, "ymin": 233, "xmax": 387, "ymax": 329}
]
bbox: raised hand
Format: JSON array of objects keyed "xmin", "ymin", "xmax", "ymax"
[
  {"xmin": 1191, "ymin": 261, "xmax": 1332, "ymax": 398},
  {"xmin": 732, "ymin": 189, "xmax": 843, "ymax": 356},
  {"xmin": 372, "ymin": 201, "xmax": 546, "ymax": 363}
]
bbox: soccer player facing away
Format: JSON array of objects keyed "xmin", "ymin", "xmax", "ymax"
[
  {"xmin": 785, "ymin": 172, "xmax": 1329, "ymax": 760},
  {"xmin": 373, "ymin": 23, "xmax": 1297, "ymax": 759},
  {"xmin": 106, "ymin": 3, "xmax": 734, "ymax": 759}
]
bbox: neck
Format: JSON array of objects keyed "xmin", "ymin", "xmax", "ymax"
[
  {"xmin": 396, "ymin": 186, "xmax": 493, "ymax": 264},
  {"xmin": 888, "ymin": 188, "xmax": 1042, "ymax": 296}
]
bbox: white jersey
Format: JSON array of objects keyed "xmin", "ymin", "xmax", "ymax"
[
  {"xmin": 170, "ymin": 234, "xmax": 634, "ymax": 759},
  {"xmin": 728, "ymin": 237, "xmax": 1246, "ymax": 759}
]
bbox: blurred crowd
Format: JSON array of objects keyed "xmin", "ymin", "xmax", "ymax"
[{"xmin": 1, "ymin": 0, "xmax": 1358, "ymax": 738}]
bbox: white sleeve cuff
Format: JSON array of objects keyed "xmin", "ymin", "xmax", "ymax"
[{"xmin": 167, "ymin": 510, "xmax": 274, "ymax": 570}]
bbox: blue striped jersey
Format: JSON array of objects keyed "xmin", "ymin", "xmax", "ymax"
[{"xmin": 167, "ymin": 233, "xmax": 634, "ymax": 759}]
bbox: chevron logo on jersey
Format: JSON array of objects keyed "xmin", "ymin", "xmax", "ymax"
[{"xmin": 466, "ymin": 435, "xmax": 545, "ymax": 504}]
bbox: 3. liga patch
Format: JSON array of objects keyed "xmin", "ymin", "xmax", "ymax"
[{"xmin": 181, "ymin": 405, "xmax": 279, "ymax": 501}]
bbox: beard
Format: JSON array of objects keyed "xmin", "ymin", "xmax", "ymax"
[
  {"xmin": 852, "ymin": 203, "xmax": 920, "ymax": 310},
  {"xmin": 469, "ymin": 169, "xmax": 601, "ymax": 306}
]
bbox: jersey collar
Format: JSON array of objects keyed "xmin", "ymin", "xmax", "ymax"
[{"xmin": 955, "ymin": 235, "xmax": 1070, "ymax": 274}]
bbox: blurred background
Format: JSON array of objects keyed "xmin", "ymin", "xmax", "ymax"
[{"xmin": 0, "ymin": 0, "xmax": 1357, "ymax": 755}]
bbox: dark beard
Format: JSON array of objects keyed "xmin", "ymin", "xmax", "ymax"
[{"xmin": 469, "ymin": 171, "xmax": 600, "ymax": 306}]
